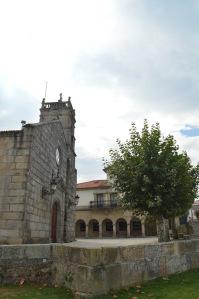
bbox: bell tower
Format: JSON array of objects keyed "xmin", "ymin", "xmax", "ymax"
[{"xmin": 39, "ymin": 93, "xmax": 75, "ymax": 149}]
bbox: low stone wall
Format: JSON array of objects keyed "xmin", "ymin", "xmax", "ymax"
[
  {"xmin": 0, "ymin": 244, "xmax": 53, "ymax": 285},
  {"xmin": 1, "ymin": 240, "xmax": 199, "ymax": 298}
]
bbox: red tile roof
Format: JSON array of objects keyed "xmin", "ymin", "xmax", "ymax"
[{"xmin": 77, "ymin": 180, "xmax": 110, "ymax": 190}]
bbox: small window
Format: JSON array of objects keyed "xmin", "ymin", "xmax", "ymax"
[
  {"xmin": 110, "ymin": 193, "xmax": 117, "ymax": 206},
  {"xmin": 96, "ymin": 194, "xmax": 104, "ymax": 207},
  {"xmin": 96, "ymin": 193, "xmax": 104, "ymax": 202}
]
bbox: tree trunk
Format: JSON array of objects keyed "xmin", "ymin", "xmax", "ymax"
[
  {"xmin": 170, "ymin": 217, "xmax": 178, "ymax": 239},
  {"xmin": 157, "ymin": 215, "xmax": 170, "ymax": 242}
]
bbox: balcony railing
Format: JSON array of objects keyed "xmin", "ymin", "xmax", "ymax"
[{"xmin": 89, "ymin": 200, "xmax": 119, "ymax": 209}]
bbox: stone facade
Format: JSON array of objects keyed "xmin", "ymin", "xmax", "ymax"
[
  {"xmin": 0, "ymin": 95, "xmax": 76, "ymax": 244},
  {"xmin": 75, "ymin": 180, "xmax": 157, "ymax": 239}
]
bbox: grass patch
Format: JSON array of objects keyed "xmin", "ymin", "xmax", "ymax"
[
  {"xmin": 1, "ymin": 269, "xmax": 199, "ymax": 299},
  {"xmin": 94, "ymin": 269, "xmax": 199, "ymax": 299},
  {"xmin": 0, "ymin": 284, "xmax": 74, "ymax": 299}
]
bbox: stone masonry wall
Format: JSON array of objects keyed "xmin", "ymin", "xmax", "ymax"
[
  {"xmin": 0, "ymin": 129, "xmax": 32, "ymax": 244},
  {"xmin": 24, "ymin": 121, "xmax": 75, "ymax": 243},
  {"xmin": 1, "ymin": 240, "xmax": 199, "ymax": 298}
]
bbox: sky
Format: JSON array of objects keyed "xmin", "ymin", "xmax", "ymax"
[{"xmin": 1, "ymin": 0, "xmax": 199, "ymax": 183}]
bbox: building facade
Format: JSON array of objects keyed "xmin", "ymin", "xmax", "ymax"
[
  {"xmin": 75, "ymin": 180, "xmax": 157, "ymax": 238},
  {"xmin": 0, "ymin": 95, "xmax": 77, "ymax": 244},
  {"xmin": 188, "ymin": 200, "xmax": 199, "ymax": 221}
]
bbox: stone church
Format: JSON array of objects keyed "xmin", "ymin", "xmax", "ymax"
[{"xmin": 0, "ymin": 95, "xmax": 77, "ymax": 244}]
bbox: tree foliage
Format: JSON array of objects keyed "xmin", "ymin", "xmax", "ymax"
[{"xmin": 104, "ymin": 120, "xmax": 199, "ymax": 220}]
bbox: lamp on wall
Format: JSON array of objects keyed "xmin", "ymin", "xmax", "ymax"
[
  {"xmin": 74, "ymin": 195, "xmax": 79, "ymax": 206},
  {"xmin": 68, "ymin": 195, "xmax": 79, "ymax": 207},
  {"xmin": 50, "ymin": 177, "xmax": 58, "ymax": 193},
  {"xmin": 42, "ymin": 171, "xmax": 59, "ymax": 198}
]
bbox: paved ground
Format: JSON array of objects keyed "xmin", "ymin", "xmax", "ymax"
[{"xmin": 67, "ymin": 237, "xmax": 158, "ymax": 248}]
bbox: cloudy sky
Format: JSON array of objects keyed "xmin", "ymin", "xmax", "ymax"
[{"xmin": 1, "ymin": 0, "xmax": 199, "ymax": 182}]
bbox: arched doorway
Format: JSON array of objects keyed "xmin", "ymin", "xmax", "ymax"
[
  {"xmin": 88, "ymin": 219, "xmax": 99, "ymax": 238},
  {"xmin": 130, "ymin": 217, "xmax": 142, "ymax": 237},
  {"xmin": 51, "ymin": 201, "xmax": 61, "ymax": 243},
  {"xmin": 102, "ymin": 219, "xmax": 113, "ymax": 238},
  {"xmin": 75, "ymin": 220, "xmax": 86, "ymax": 238},
  {"xmin": 116, "ymin": 218, "xmax": 127, "ymax": 237},
  {"xmin": 145, "ymin": 216, "xmax": 157, "ymax": 236}
]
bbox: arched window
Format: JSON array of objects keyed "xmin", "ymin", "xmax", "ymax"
[
  {"xmin": 88, "ymin": 219, "xmax": 99, "ymax": 238},
  {"xmin": 102, "ymin": 219, "xmax": 113, "ymax": 237},
  {"xmin": 75, "ymin": 220, "xmax": 86, "ymax": 238},
  {"xmin": 116, "ymin": 218, "xmax": 127, "ymax": 237},
  {"xmin": 130, "ymin": 217, "xmax": 142, "ymax": 237}
]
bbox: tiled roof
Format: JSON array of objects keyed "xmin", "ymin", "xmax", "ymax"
[{"xmin": 77, "ymin": 180, "xmax": 110, "ymax": 190}]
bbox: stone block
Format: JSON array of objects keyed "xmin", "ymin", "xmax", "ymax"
[
  {"xmin": 104, "ymin": 264, "xmax": 121, "ymax": 291},
  {"xmin": 7, "ymin": 197, "xmax": 24, "ymax": 204},
  {"xmin": 189, "ymin": 252, "xmax": 199, "ymax": 269},
  {"xmin": 0, "ymin": 204, "xmax": 10, "ymax": 212},
  {"xmin": 24, "ymin": 245, "xmax": 51, "ymax": 259},
  {"xmin": 0, "ymin": 219, "xmax": 22, "ymax": 230},
  {"xmin": 120, "ymin": 261, "xmax": 144, "ymax": 287},
  {"xmin": 70, "ymin": 265, "xmax": 92, "ymax": 294},
  {"xmin": 9, "ymin": 189, "xmax": 25, "ymax": 196},
  {"xmin": 174, "ymin": 240, "xmax": 194, "ymax": 255},
  {"xmin": 160, "ymin": 242, "xmax": 174, "ymax": 256},
  {"xmin": 9, "ymin": 204, "xmax": 24, "ymax": 212},
  {"xmin": 192, "ymin": 239, "xmax": 199, "ymax": 251},
  {"xmin": 9, "ymin": 182, "xmax": 24, "ymax": 190},
  {"xmin": 1, "ymin": 212, "xmax": 24, "ymax": 220},
  {"xmin": 15, "ymin": 163, "xmax": 28, "ymax": 170},
  {"xmin": 1, "ymin": 229, "xmax": 21, "ymax": 238},
  {"xmin": 0, "ymin": 163, "xmax": 11, "ymax": 171},
  {"xmin": 144, "ymin": 244, "xmax": 162, "ymax": 258},
  {"xmin": 165, "ymin": 254, "xmax": 190, "ymax": 275},
  {"xmin": 15, "ymin": 156, "xmax": 29, "ymax": 163},
  {"xmin": 0, "ymin": 155, "xmax": 15, "ymax": 163},
  {"xmin": 119, "ymin": 245, "xmax": 145, "ymax": 262},
  {"xmin": 88, "ymin": 266, "xmax": 107, "ymax": 294}
]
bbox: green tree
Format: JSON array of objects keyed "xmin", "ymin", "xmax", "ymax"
[{"xmin": 104, "ymin": 120, "xmax": 199, "ymax": 242}]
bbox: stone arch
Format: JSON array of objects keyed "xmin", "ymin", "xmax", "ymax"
[
  {"xmin": 116, "ymin": 218, "xmax": 127, "ymax": 238},
  {"xmin": 130, "ymin": 217, "xmax": 142, "ymax": 237},
  {"xmin": 51, "ymin": 201, "xmax": 61, "ymax": 243},
  {"xmin": 102, "ymin": 218, "xmax": 113, "ymax": 238},
  {"xmin": 88, "ymin": 219, "xmax": 99, "ymax": 238},
  {"xmin": 75, "ymin": 219, "xmax": 86, "ymax": 238},
  {"xmin": 145, "ymin": 216, "xmax": 157, "ymax": 236}
]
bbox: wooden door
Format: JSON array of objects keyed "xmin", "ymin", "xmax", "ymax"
[{"xmin": 51, "ymin": 203, "xmax": 57, "ymax": 243}]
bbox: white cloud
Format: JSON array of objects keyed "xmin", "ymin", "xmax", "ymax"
[{"xmin": 0, "ymin": 0, "xmax": 199, "ymax": 181}]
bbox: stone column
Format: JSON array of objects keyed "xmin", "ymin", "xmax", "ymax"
[
  {"xmin": 127, "ymin": 222, "xmax": 131, "ymax": 238},
  {"xmin": 99, "ymin": 223, "xmax": 102, "ymax": 238},
  {"xmin": 141, "ymin": 221, "xmax": 145, "ymax": 237},
  {"xmin": 113, "ymin": 223, "xmax": 116, "ymax": 238},
  {"xmin": 85, "ymin": 224, "xmax": 89, "ymax": 238}
]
